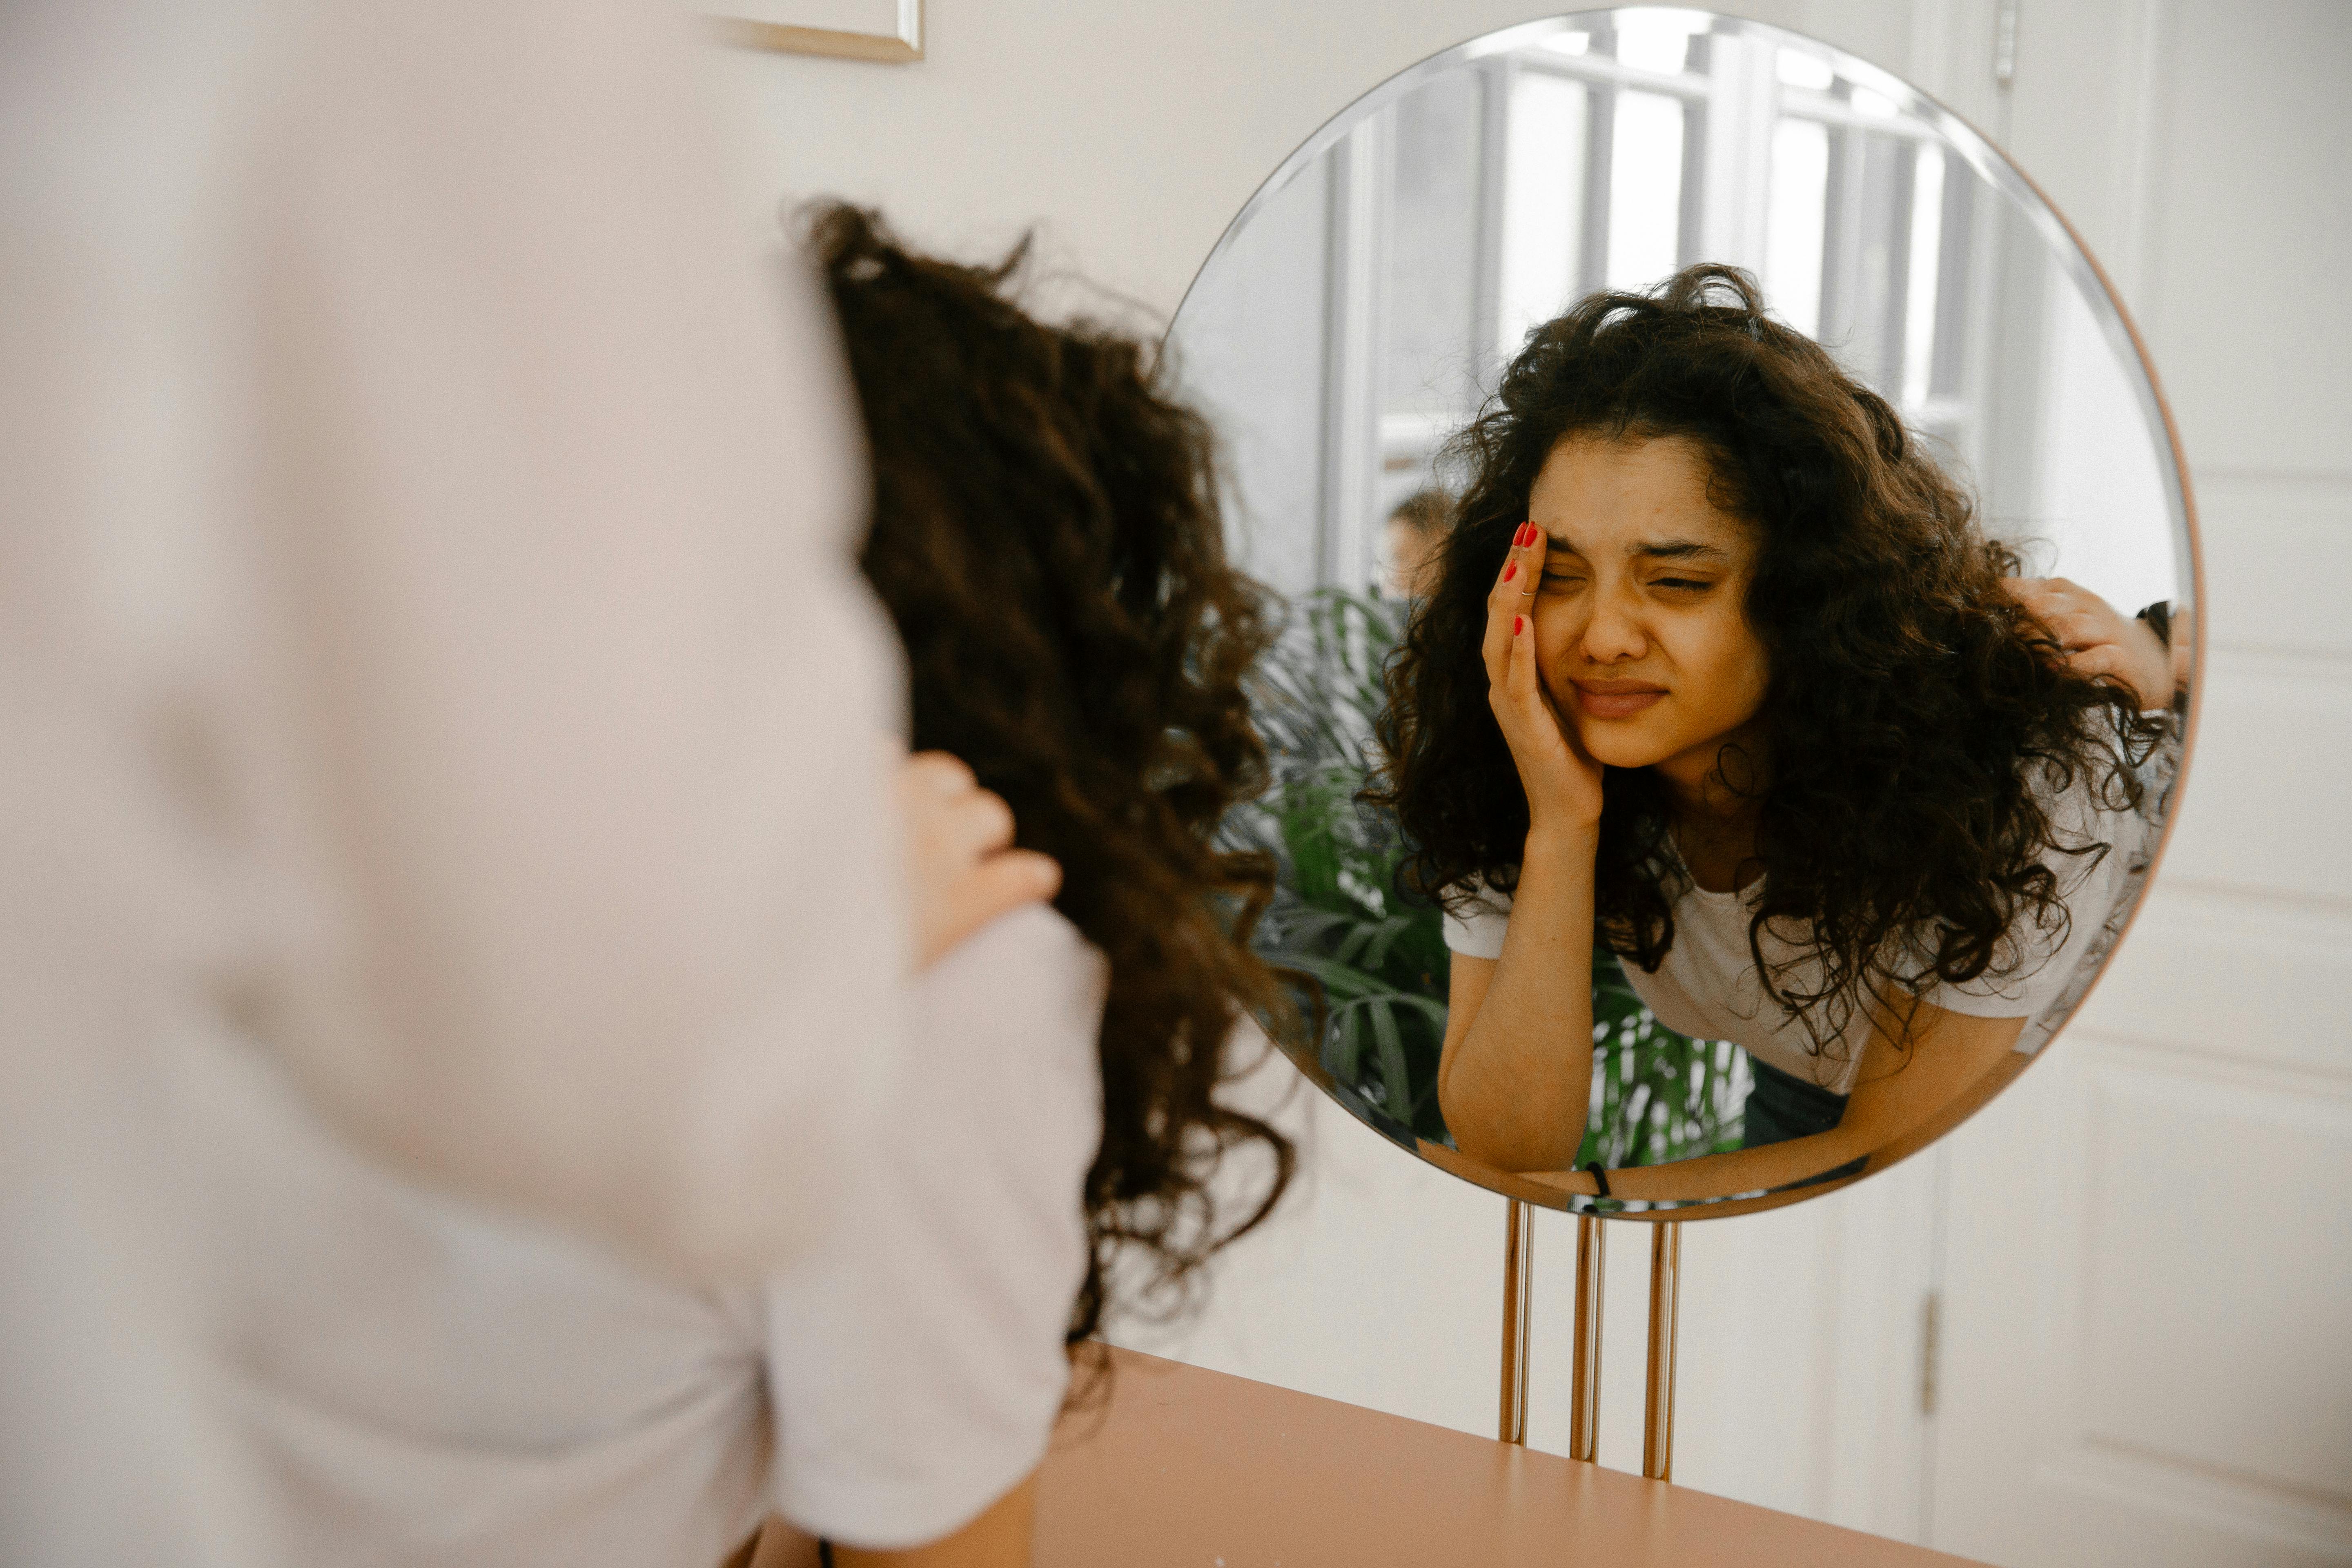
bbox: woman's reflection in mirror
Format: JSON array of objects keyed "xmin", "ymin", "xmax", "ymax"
[{"xmin": 1368, "ymin": 265, "xmax": 2169, "ymax": 1202}]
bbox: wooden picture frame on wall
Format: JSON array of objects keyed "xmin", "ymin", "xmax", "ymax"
[{"xmin": 709, "ymin": 0, "xmax": 922, "ymax": 62}]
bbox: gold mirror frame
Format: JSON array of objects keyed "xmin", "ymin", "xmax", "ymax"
[{"xmin": 1175, "ymin": 9, "xmax": 2207, "ymax": 1227}]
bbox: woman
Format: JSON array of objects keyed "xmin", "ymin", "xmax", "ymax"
[
  {"xmin": 1372, "ymin": 265, "xmax": 2167, "ymax": 1201},
  {"xmin": 205, "ymin": 206, "xmax": 1293, "ymax": 1568}
]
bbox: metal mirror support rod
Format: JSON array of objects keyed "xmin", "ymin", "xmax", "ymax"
[
  {"xmin": 1499, "ymin": 1200, "xmax": 1535, "ymax": 1444},
  {"xmin": 1644, "ymin": 1221, "xmax": 1683, "ymax": 1481},
  {"xmin": 1497, "ymin": 1204, "xmax": 1677, "ymax": 1472},
  {"xmin": 1569, "ymin": 1214, "xmax": 1606, "ymax": 1462}
]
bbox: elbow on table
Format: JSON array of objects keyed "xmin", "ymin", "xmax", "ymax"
[{"xmin": 1440, "ymin": 1085, "xmax": 1586, "ymax": 1174}]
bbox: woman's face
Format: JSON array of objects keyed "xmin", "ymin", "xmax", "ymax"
[{"xmin": 1527, "ymin": 434, "xmax": 1769, "ymax": 782}]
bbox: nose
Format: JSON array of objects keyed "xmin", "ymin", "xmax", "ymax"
[{"xmin": 1579, "ymin": 580, "xmax": 1648, "ymax": 664}]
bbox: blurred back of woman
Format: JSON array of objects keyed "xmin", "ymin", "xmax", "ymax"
[{"xmin": 192, "ymin": 201, "xmax": 1299, "ymax": 1568}]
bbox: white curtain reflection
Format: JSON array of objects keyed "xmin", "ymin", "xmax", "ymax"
[
  {"xmin": 1607, "ymin": 90, "xmax": 1686, "ymax": 292},
  {"xmin": 1902, "ymin": 146, "xmax": 1946, "ymax": 409},
  {"xmin": 1766, "ymin": 117, "xmax": 1829, "ymax": 339},
  {"xmin": 1498, "ymin": 74, "xmax": 1587, "ymax": 357}
]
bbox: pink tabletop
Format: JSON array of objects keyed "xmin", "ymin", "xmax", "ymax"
[{"xmin": 1037, "ymin": 1348, "xmax": 1990, "ymax": 1568}]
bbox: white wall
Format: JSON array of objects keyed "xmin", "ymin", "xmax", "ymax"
[
  {"xmin": 1927, "ymin": 2, "xmax": 2352, "ymax": 1563},
  {"xmin": 709, "ymin": 0, "xmax": 1928, "ymax": 317},
  {"xmin": 710, "ymin": 0, "xmax": 2352, "ymax": 1557}
]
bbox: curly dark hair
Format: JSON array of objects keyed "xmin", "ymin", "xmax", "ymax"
[
  {"xmin": 1372, "ymin": 265, "xmax": 2162, "ymax": 1057},
  {"xmin": 809, "ymin": 203, "xmax": 1296, "ymax": 1352}
]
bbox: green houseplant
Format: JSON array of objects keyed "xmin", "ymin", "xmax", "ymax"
[{"xmin": 1226, "ymin": 586, "xmax": 1748, "ymax": 1167}]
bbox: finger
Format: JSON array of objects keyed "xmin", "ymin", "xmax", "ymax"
[
  {"xmin": 1483, "ymin": 522, "xmax": 1540, "ymax": 687},
  {"xmin": 943, "ymin": 849, "xmax": 1063, "ymax": 944},
  {"xmin": 905, "ymin": 750, "xmax": 979, "ymax": 798},
  {"xmin": 1505, "ymin": 606, "xmax": 1541, "ymax": 703},
  {"xmin": 2014, "ymin": 595, "xmax": 2085, "ymax": 644},
  {"xmin": 940, "ymin": 786, "xmax": 1018, "ymax": 856},
  {"xmin": 2002, "ymin": 579, "xmax": 2060, "ymax": 615},
  {"xmin": 2071, "ymin": 643, "xmax": 2128, "ymax": 679},
  {"xmin": 2038, "ymin": 610, "xmax": 2097, "ymax": 648},
  {"xmin": 1496, "ymin": 606, "xmax": 1557, "ymax": 748}
]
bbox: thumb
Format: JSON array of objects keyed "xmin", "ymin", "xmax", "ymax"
[
  {"xmin": 936, "ymin": 849, "xmax": 1063, "ymax": 958},
  {"xmin": 974, "ymin": 848, "xmax": 1063, "ymax": 908}
]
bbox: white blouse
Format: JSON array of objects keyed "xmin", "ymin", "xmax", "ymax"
[
  {"xmin": 187, "ymin": 905, "xmax": 1106, "ymax": 1564},
  {"xmin": 1443, "ymin": 774, "xmax": 2156, "ymax": 1094}
]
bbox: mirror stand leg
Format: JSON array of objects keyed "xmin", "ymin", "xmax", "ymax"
[
  {"xmin": 1568, "ymin": 1213, "xmax": 1606, "ymax": 1462},
  {"xmin": 1642, "ymin": 1221, "xmax": 1683, "ymax": 1481},
  {"xmin": 1499, "ymin": 1199, "xmax": 1534, "ymax": 1444}
]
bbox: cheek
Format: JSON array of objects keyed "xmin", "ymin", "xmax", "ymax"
[
  {"xmin": 1530, "ymin": 602, "xmax": 1580, "ymax": 686},
  {"xmin": 1684, "ymin": 623, "xmax": 1769, "ymax": 724}
]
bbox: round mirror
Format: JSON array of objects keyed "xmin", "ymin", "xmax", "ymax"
[{"xmin": 1182, "ymin": 9, "xmax": 2199, "ymax": 1216}]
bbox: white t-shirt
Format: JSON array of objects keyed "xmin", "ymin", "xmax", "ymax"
[
  {"xmin": 182, "ymin": 906, "xmax": 1106, "ymax": 1565},
  {"xmin": 1443, "ymin": 775, "xmax": 2154, "ymax": 1095}
]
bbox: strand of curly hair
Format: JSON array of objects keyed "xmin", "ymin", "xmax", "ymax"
[{"xmin": 811, "ymin": 203, "xmax": 1296, "ymax": 1365}]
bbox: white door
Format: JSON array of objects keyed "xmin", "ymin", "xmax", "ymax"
[{"xmin": 1925, "ymin": 1, "xmax": 2352, "ymax": 1563}]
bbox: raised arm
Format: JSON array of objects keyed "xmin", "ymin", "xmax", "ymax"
[{"xmin": 1437, "ymin": 526, "xmax": 1606, "ymax": 1171}]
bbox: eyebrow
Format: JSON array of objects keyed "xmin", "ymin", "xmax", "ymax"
[{"xmin": 1543, "ymin": 534, "xmax": 1731, "ymax": 563}]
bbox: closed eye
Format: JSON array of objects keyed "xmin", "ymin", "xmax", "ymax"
[{"xmin": 1652, "ymin": 577, "xmax": 1713, "ymax": 592}]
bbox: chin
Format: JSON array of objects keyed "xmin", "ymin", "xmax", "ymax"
[{"xmin": 1574, "ymin": 720, "xmax": 1681, "ymax": 771}]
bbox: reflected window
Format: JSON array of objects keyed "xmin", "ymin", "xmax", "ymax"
[
  {"xmin": 1608, "ymin": 90, "xmax": 1686, "ymax": 290},
  {"xmin": 1613, "ymin": 9, "xmax": 1705, "ymax": 74},
  {"xmin": 1766, "ymin": 118, "xmax": 1829, "ymax": 338},
  {"xmin": 1302, "ymin": 11, "xmax": 1989, "ymax": 597},
  {"xmin": 1903, "ymin": 146, "xmax": 1946, "ymax": 408},
  {"xmin": 1776, "ymin": 46, "xmax": 1834, "ymax": 91},
  {"xmin": 1497, "ymin": 73, "xmax": 1588, "ymax": 355}
]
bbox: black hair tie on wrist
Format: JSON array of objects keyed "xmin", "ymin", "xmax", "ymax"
[{"xmin": 1583, "ymin": 1160, "xmax": 1611, "ymax": 1199}]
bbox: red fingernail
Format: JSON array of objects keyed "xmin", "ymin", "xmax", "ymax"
[
  {"xmin": 1503, "ymin": 562, "xmax": 1517, "ymax": 582},
  {"xmin": 1514, "ymin": 615, "xmax": 1525, "ymax": 635},
  {"xmin": 1516, "ymin": 523, "xmax": 1536, "ymax": 547}
]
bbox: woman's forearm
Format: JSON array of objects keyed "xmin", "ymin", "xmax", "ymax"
[
  {"xmin": 1523, "ymin": 1006, "xmax": 2028, "ymax": 1203},
  {"xmin": 1439, "ymin": 827, "xmax": 1600, "ymax": 1170},
  {"xmin": 1531, "ymin": 1123, "xmax": 1875, "ymax": 1203}
]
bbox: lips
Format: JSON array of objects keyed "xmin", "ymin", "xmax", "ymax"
[{"xmin": 1571, "ymin": 680, "xmax": 1667, "ymax": 720}]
